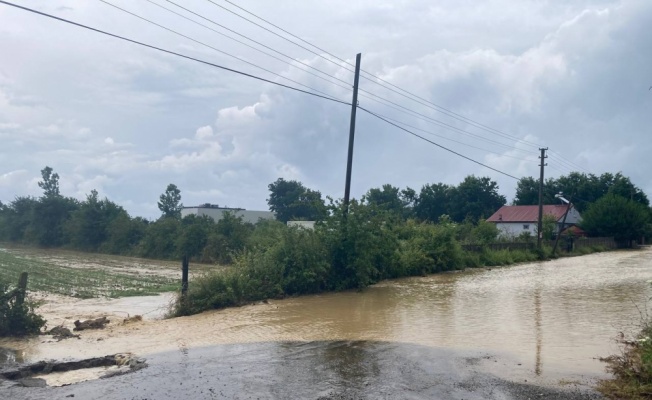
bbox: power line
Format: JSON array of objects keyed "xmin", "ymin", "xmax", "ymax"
[
  {"xmin": 98, "ymin": 0, "xmax": 347, "ymax": 102},
  {"xmin": 157, "ymin": 0, "xmax": 353, "ymax": 88},
  {"xmin": 356, "ymin": 90, "xmax": 538, "ymax": 155},
  {"xmin": 359, "ymin": 108, "xmax": 535, "ymax": 162},
  {"xmin": 212, "ymin": 0, "xmax": 545, "ymax": 150},
  {"xmin": 156, "ymin": 0, "xmax": 542, "ymax": 159},
  {"xmin": 203, "ymin": 0, "xmax": 356, "ymax": 75},
  {"xmin": 0, "ymin": 1, "xmax": 351, "ymax": 106},
  {"xmin": 359, "ymin": 106, "xmax": 521, "ymax": 180},
  {"xmin": 548, "ymin": 150, "xmax": 590, "ymax": 174}
]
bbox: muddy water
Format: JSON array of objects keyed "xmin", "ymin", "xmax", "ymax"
[{"xmin": 2, "ymin": 249, "xmax": 651, "ymax": 384}]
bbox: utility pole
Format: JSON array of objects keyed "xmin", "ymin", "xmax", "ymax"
[
  {"xmin": 343, "ymin": 53, "xmax": 362, "ymax": 214},
  {"xmin": 537, "ymin": 147, "xmax": 548, "ymax": 249}
]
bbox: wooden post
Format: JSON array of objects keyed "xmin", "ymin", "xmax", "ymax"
[
  {"xmin": 181, "ymin": 255, "xmax": 189, "ymax": 297},
  {"xmin": 16, "ymin": 272, "xmax": 28, "ymax": 305}
]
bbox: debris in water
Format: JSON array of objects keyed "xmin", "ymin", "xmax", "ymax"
[
  {"xmin": 123, "ymin": 315, "xmax": 143, "ymax": 324},
  {"xmin": 46, "ymin": 326, "xmax": 80, "ymax": 341},
  {"xmin": 74, "ymin": 317, "xmax": 110, "ymax": 331}
]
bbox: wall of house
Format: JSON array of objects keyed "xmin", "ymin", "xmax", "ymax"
[
  {"xmin": 181, "ymin": 208, "xmax": 275, "ymax": 224},
  {"xmin": 496, "ymin": 222, "xmax": 534, "ymax": 237}
]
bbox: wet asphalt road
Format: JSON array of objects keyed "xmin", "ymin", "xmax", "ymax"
[{"xmin": 1, "ymin": 341, "xmax": 602, "ymax": 400}]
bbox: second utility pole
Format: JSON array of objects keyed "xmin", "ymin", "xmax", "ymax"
[
  {"xmin": 537, "ymin": 147, "xmax": 548, "ymax": 249},
  {"xmin": 343, "ymin": 53, "xmax": 362, "ymax": 214}
]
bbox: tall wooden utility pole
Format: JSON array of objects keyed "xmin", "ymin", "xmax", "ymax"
[
  {"xmin": 343, "ymin": 53, "xmax": 362, "ymax": 214},
  {"xmin": 537, "ymin": 147, "xmax": 548, "ymax": 249}
]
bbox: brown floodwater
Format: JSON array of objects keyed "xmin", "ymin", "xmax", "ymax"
[{"xmin": 2, "ymin": 248, "xmax": 651, "ymax": 385}]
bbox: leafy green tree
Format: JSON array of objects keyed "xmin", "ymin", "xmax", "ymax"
[
  {"xmin": 176, "ymin": 215, "xmax": 210, "ymax": 260},
  {"xmin": 0, "ymin": 197, "xmax": 37, "ymax": 242},
  {"xmin": 27, "ymin": 196, "xmax": 78, "ymax": 247},
  {"xmin": 139, "ymin": 217, "xmax": 180, "ymax": 258},
  {"xmin": 158, "ymin": 184, "xmax": 183, "ymax": 219},
  {"xmin": 448, "ymin": 176, "xmax": 506, "ymax": 223},
  {"xmin": 364, "ymin": 185, "xmax": 417, "ymax": 219},
  {"xmin": 581, "ymin": 194, "xmax": 650, "ymax": 242},
  {"xmin": 414, "ymin": 183, "xmax": 452, "ymax": 222},
  {"xmin": 267, "ymin": 178, "xmax": 327, "ymax": 223},
  {"xmin": 103, "ymin": 215, "xmax": 148, "ymax": 254},
  {"xmin": 66, "ymin": 190, "xmax": 127, "ymax": 251},
  {"xmin": 513, "ymin": 172, "xmax": 648, "ymax": 213},
  {"xmin": 38, "ymin": 166, "xmax": 60, "ymax": 198}
]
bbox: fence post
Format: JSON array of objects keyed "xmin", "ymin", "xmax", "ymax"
[
  {"xmin": 181, "ymin": 255, "xmax": 189, "ymax": 298},
  {"xmin": 16, "ymin": 272, "xmax": 28, "ymax": 306}
]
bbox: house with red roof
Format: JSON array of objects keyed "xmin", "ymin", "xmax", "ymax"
[{"xmin": 486, "ymin": 205, "xmax": 581, "ymax": 238}]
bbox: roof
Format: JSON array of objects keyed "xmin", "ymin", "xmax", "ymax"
[{"xmin": 486, "ymin": 205, "xmax": 571, "ymax": 223}]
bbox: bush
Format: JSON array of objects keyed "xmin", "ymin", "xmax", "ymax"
[
  {"xmin": 599, "ymin": 314, "xmax": 652, "ymax": 398},
  {"xmin": 0, "ymin": 281, "xmax": 45, "ymax": 337}
]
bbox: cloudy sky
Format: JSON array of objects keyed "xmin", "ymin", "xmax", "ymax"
[{"xmin": 0, "ymin": 0, "xmax": 650, "ymax": 219}]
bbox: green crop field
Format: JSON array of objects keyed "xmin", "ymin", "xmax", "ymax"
[{"xmin": 0, "ymin": 247, "xmax": 181, "ymax": 298}]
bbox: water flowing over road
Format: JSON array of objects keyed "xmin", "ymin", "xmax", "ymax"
[{"xmin": 2, "ymin": 248, "xmax": 651, "ymax": 398}]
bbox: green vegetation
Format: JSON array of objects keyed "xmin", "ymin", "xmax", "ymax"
[
  {"xmin": 172, "ymin": 200, "xmax": 562, "ymax": 316},
  {"xmin": 514, "ymin": 171, "xmax": 649, "ymax": 213},
  {"xmin": 599, "ymin": 313, "xmax": 652, "ymax": 399},
  {"xmin": 581, "ymin": 194, "xmax": 651, "ymax": 242},
  {"xmin": 0, "ymin": 249, "xmax": 177, "ymax": 298},
  {"xmin": 1, "ymin": 278, "xmax": 46, "ymax": 337}
]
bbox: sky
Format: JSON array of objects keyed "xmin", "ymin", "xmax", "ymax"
[{"xmin": 0, "ymin": 0, "xmax": 650, "ymax": 219}]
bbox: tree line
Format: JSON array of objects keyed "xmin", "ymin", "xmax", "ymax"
[{"xmin": 0, "ymin": 167, "xmax": 650, "ymax": 263}]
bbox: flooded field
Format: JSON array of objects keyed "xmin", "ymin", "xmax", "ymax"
[{"xmin": 1, "ymin": 247, "xmax": 651, "ymax": 397}]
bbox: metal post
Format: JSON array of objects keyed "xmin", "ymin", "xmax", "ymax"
[
  {"xmin": 537, "ymin": 148, "xmax": 548, "ymax": 249},
  {"xmin": 343, "ymin": 53, "xmax": 362, "ymax": 212}
]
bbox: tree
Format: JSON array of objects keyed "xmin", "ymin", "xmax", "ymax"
[
  {"xmin": 414, "ymin": 183, "xmax": 452, "ymax": 222},
  {"xmin": 38, "ymin": 166, "xmax": 60, "ymax": 198},
  {"xmin": 513, "ymin": 172, "xmax": 649, "ymax": 213},
  {"xmin": 448, "ymin": 176, "xmax": 506, "ymax": 223},
  {"xmin": 364, "ymin": 184, "xmax": 415, "ymax": 218},
  {"xmin": 267, "ymin": 178, "xmax": 326, "ymax": 223},
  {"xmin": 158, "ymin": 184, "xmax": 183, "ymax": 219},
  {"xmin": 66, "ymin": 190, "xmax": 128, "ymax": 251},
  {"xmin": 581, "ymin": 194, "xmax": 650, "ymax": 242}
]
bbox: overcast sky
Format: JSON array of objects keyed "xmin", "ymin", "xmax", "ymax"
[{"xmin": 1, "ymin": 0, "xmax": 650, "ymax": 219}]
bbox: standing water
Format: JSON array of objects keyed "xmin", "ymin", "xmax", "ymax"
[{"xmin": 2, "ymin": 248, "xmax": 651, "ymax": 385}]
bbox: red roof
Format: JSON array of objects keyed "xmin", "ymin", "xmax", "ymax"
[{"xmin": 486, "ymin": 205, "xmax": 570, "ymax": 223}]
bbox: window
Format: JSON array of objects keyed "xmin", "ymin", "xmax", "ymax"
[{"xmin": 523, "ymin": 224, "xmax": 530, "ymax": 230}]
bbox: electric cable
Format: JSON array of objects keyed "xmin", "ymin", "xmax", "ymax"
[
  {"xmin": 158, "ymin": 0, "xmax": 353, "ymax": 88},
  {"xmin": 359, "ymin": 106, "xmax": 521, "ymax": 180},
  {"xmin": 98, "ymin": 0, "xmax": 346, "ymax": 103},
  {"xmin": 0, "ymin": 0, "xmax": 351, "ymax": 106}
]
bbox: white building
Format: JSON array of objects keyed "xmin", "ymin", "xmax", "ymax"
[
  {"xmin": 486, "ymin": 205, "xmax": 581, "ymax": 238},
  {"xmin": 181, "ymin": 204, "xmax": 275, "ymax": 224}
]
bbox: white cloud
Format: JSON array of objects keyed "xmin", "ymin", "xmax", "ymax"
[{"xmin": 1, "ymin": 0, "xmax": 650, "ymax": 219}]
